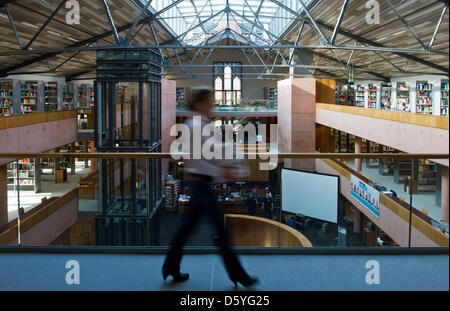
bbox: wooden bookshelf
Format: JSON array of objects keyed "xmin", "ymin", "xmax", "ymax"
[
  {"xmin": 20, "ymin": 81, "xmax": 38, "ymax": 113},
  {"xmin": 89, "ymin": 88, "xmax": 95, "ymax": 107},
  {"xmin": 381, "ymin": 83, "xmax": 392, "ymax": 110},
  {"xmin": 176, "ymin": 87, "xmax": 189, "ymax": 106},
  {"xmin": 363, "ymin": 140, "xmax": 380, "ymax": 168},
  {"xmin": 264, "ymin": 87, "xmax": 278, "ymax": 100},
  {"xmin": 355, "ymin": 86, "xmax": 365, "ymax": 107},
  {"xmin": 394, "ymin": 159, "xmax": 413, "ymax": 183},
  {"xmin": 418, "ymin": 160, "xmax": 437, "ymax": 192},
  {"xmin": 7, "ymin": 158, "xmax": 36, "ymax": 191},
  {"xmin": 378, "ymin": 146, "xmax": 396, "ymax": 176},
  {"xmin": 441, "ymin": 80, "xmax": 449, "ymax": 116},
  {"xmin": 367, "ymin": 84, "xmax": 377, "ymax": 109},
  {"xmin": 337, "ymin": 85, "xmax": 345, "ymax": 105},
  {"xmin": 416, "ymin": 81, "xmax": 433, "ymax": 115},
  {"xmin": 165, "ymin": 180, "xmax": 181, "ymax": 211},
  {"xmin": 45, "ymin": 81, "xmax": 58, "ymax": 111},
  {"xmin": 63, "ymin": 84, "xmax": 74, "ymax": 109},
  {"xmin": 346, "ymin": 84, "xmax": 355, "ymax": 106},
  {"xmin": 0, "ymin": 80, "xmax": 14, "ymax": 116},
  {"xmin": 77, "ymin": 84, "xmax": 88, "ymax": 108},
  {"xmin": 396, "ymin": 82, "xmax": 410, "ymax": 112}
]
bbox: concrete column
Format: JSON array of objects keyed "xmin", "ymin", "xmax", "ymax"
[
  {"xmin": 354, "ymin": 208, "xmax": 361, "ymax": 234},
  {"xmin": 36, "ymin": 82, "xmax": 45, "ymax": 112},
  {"xmin": 34, "ymin": 158, "xmax": 41, "ymax": 193},
  {"xmin": 70, "ymin": 143, "xmax": 76, "ymax": 175},
  {"xmin": 84, "ymin": 142, "xmax": 89, "ymax": 168},
  {"xmin": 89, "ymin": 141, "xmax": 97, "ymax": 173},
  {"xmin": 12, "ymin": 80, "xmax": 21, "ymax": 115},
  {"xmin": 57, "ymin": 84, "xmax": 63, "ymax": 110},
  {"xmin": 441, "ymin": 166, "xmax": 449, "ymax": 221},
  {"xmin": 73, "ymin": 85, "xmax": 79, "ymax": 108},
  {"xmin": 355, "ymin": 136, "xmax": 362, "ymax": 174},
  {"xmin": 0, "ymin": 164, "xmax": 7, "ymax": 228}
]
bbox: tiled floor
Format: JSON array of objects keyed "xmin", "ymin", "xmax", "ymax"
[{"xmin": 0, "ymin": 252, "xmax": 447, "ymax": 291}]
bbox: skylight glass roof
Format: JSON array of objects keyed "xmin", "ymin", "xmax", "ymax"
[{"xmin": 143, "ymin": 0, "xmax": 313, "ymax": 45}]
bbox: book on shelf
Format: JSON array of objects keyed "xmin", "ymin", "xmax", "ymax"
[
  {"xmin": 416, "ymin": 82, "xmax": 433, "ymax": 115},
  {"xmin": 7, "ymin": 158, "xmax": 36, "ymax": 189},
  {"xmin": 396, "ymin": 82, "xmax": 410, "ymax": 112},
  {"xmin": 381, "ymin": 84, "xmax": 392, "ymax": 110},
  {"xmin": 45, "ymin": 82, "xmax": 58, "ymax": 111},
  {"xmin": 0, "ymin": 81, "xmax": 14, "ymax": 115},
  {"xmin": 20, "ymin": 81, "xmax": 39, "ymax": 113},
  {"xmin": 441, "ymin": 80, "xmax": 449, "ymax": 116}
]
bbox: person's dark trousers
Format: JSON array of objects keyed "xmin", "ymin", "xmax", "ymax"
[
  {"xmin": 248, "ymin": 208, "xmax": 256, "ymax": 216},
  {"xmin": 163, "ymin": 179, "xmax": 248, "ymax": 281},
  {"xmin": 264, "ymin": 209, "xmax": 272, "ymax": 219}
]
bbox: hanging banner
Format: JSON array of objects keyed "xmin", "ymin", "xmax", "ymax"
[{"xmin": 350, "ymin": 175, "xmax": 380, "ymax": 218}]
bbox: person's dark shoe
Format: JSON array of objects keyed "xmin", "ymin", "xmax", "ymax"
[
  {"xmin": 162, "ymin": 267, "xmax": 190, "ymax": 282},
  {"xmin": 231, "ymin": 275, "xmax": 259, "ymax": 288}
]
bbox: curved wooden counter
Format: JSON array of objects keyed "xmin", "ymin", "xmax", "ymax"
[{"xmin": 224, "ymin": 214, "xmax": 312, "ymax": 247}]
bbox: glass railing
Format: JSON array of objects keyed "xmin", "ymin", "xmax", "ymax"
[
  {"xmin": 176, "ymin": 99, "xmax": 278, "ymax": 113},
  {"xmin": 0, "ymin": 151, "xmax": 448, "ymax": 249}
]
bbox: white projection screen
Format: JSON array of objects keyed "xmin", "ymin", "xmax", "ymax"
[{"xmin": 281, "ymin": 168, "xmax": 339, "ymax": 223}]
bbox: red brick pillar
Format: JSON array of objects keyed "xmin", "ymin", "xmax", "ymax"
[{"xmin": 277, "ymin": 78, "xmax": 316, "ymax": 172}]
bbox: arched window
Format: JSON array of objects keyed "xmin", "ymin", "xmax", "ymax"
[
  {"xmin": 213, "ymin": 62, "xmax": 242, "ymax": 105},
  {"xmin": 215, "ymin": 77, "xmax": 223, "ymax": 102},
  {"xmin": 224, "ymin": 66, "xmax": 232, "ymax": 91}
]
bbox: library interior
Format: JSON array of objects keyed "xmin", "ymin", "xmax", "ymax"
[{"xmin": 0, "ymin": 0, "xmax": 448, "ymax": 291}]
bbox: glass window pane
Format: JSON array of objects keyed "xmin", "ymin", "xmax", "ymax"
[
  {"xmin": 225, "ymin": 91, "xmax": 232, "ymax": 104},
  {"xmin": 214, "ymin": 77, "xmax": 222, "ymax": 91},
  {"xmin": 233, "ymin": 77, "xmax": 241, "ymax": 91},
  {"xmin": 215, "ymin": 91, "xmax": 222, "ymax": 101},
  {"xmin": 224, "ymin": 66, "xmax": 232, "ymax": 90}
]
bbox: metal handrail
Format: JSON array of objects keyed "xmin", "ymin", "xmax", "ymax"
[{"xmin": 0, "ymin": 153, "xmax": 448, "ymax": 159}]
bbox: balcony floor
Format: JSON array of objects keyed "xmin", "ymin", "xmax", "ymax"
[{"xmin": 0, "ymin": 251, "xmax": 447, "ymax": 291}]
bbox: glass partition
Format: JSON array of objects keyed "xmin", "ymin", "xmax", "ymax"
[{"xmin": 1, "ymin": 152, "xmax": 448, "ymax": 248}]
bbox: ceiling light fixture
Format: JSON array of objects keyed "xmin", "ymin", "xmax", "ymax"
[
  {"xmin": 47, "ymin": 30, "xmax": 62, "ymax": 36},
  {"xmin": 22, "ymin": 22, "xmax": 39, "ymax": 29}
]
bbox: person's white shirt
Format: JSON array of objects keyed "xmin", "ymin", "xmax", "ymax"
[{"xmin": 183, "ymin": 114, "xmax": 223, "ymax": 179}]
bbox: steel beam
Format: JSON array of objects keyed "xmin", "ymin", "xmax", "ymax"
[
  {"xmin": 428, "ymin": 0, "xmax": 448, "ymax": 51},
  {"xmin": 4, "ymin": 3, "xmax": 22, "ymax": 49},
  {"xmin": 101, "ymin": 0, "xmax": 121, "ymax": 44},
  {"xmin": 330, "ymin": 0, "xmax": 349, "ymax": 45},
  {"xmin": 384, "ymin": 0, "xmax": 427, "ymax": 50},
  {"xmin": 124, "ymin": 0, "xmax": 153, "ymax": 41},
  {"xmin": 315, "ymin": 20, "xmax": 449, "ymax": 74},
  {"xmin": 25, "ymin": 0, "xmax": 66, "ymax": 50},
  {"xmin": 0, "ymin": 2, "xmax": 181, "ymax": 76},
  {"xmin": 289, "ymin": 21, "xmax": 305, "ymax": 65},
  {"xmin": 0, "ymin": 44, "xmax": 446, "ymax": 56}
]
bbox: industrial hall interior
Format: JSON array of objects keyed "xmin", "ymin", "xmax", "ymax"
[{"xmin": 0, "ymin": 0, "xmax": 448, "ymax": 291}]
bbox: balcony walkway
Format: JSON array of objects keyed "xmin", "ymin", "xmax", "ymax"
[{"xmin": 0, "ymin": 248, "xmax": 447, "ymax": 291}]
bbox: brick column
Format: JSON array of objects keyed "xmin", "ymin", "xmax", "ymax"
[{"xmin": 277, "ymin": 78, "xmax": 316, "ymax": 172}]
